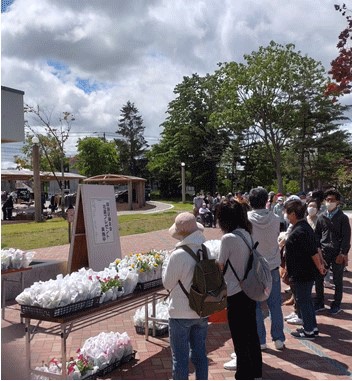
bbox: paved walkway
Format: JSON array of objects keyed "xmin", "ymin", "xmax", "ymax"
[{"xmin": 1, "ymin": 209, "xmax": 352, "ymax": 380}]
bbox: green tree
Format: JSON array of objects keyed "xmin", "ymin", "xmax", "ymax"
[
  {"xmin": 75, "ymin": 137, "xmax": 120, "ymax": 177},
  {"xmin": 214, "ymin": 41, "xmax": 351, "ymax": 192},
  {"xmin": 148, "ymin": 73, "xmax": 228, "ymax": 196},
  {"xmin": 115, "ymin": 101, "xmax": 148, "ymax": 176}
]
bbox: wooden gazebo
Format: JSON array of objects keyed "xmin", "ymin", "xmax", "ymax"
[{"xmin": 83, "ymin": 174, "xmax": 146, "ymax": 210}]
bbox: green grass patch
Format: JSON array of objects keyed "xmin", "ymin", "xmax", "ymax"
[{"xmin": 1, "ymin": 201, "xmax": 194, "ymax": 251}]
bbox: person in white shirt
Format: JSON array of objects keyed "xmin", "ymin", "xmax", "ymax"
[{"xmin": 217, "ymin": 200, "xmax": 262, "ymax": 380}]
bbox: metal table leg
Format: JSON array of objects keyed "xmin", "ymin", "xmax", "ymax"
[
  {"xmin": 1, "ymin": 276, "xmax": 5, "ymax": 320},
  {"xmin": 20, "ymin": 272, "xmax": 24, "ymax": 324},
  {"xmin": 144, "ymin": 295, "xmax": 149, "ymax": 340},
  {"xmin": 25, "ymin": 318, "xmax": 31, "ymax": 380}
]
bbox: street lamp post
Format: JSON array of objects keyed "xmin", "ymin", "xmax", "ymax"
[
  {"xmin": 181, "ymin": 162, "xmax": 186, "ymax": 203},
  {"xmin": 32, "ymin": 136, "xmax": 42, "ymax": 222}
]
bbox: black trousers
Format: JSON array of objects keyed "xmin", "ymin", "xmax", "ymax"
[
  {"xmin": 227, "ymin": 291, "xmax": 262, "ymax": 380},
  {"xmin": 315, "ymin": 251, "xmax": 344, "ymax": 306}
]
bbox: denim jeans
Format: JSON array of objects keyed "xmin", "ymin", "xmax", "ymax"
[
  {"xmin": 256, "ymin": 268, "xmax": 285, "ymax": 345},
  {"xmin": 169, "ymin": 317, "xmax": 208, "ymax": 380},
  {"xmin": 228, "ymin": 291, "xmax": 262, "ymax": 380},
  {"xmin": 293, "ymin": 280, "xmax": 317, "ymax": 333}
]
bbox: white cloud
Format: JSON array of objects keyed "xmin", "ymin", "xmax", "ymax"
[{"xmin": 1, "ymin": 0, "xmax": 350, "ymax": 164}]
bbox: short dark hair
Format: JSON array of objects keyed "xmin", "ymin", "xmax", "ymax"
[
  {"xmin": 311, "ymin": 189, "xmax": 325, "ymax": 204},
  {"xmin": 249, "ymin": 187, "xmax": 268, "ymax": 209},
  {"xmin": 284, "ymin": 200, "xmax": 306, "ymax": 219},
  {"xmin": 218, "ymin": 200, "xmax": 252, "ymax": 234},
  {"xmin": 324, "ymin": 188, "xmax": 341, "ymax": 201}
]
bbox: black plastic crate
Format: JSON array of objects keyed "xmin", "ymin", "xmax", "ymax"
[
  {"xmin": 20, "ymin": 297, "xmax": 100, "ymax": 318},
  {"xmin": 135, "ymin": 325, "xmax": 168, "ymax": 337},
  {"xmin": 83, "ymin": 351, "xmax": 136, "ymax": 379},
  {"xmin": 135, "ymin": 278, "xmax": 162, "ymax": 291}
]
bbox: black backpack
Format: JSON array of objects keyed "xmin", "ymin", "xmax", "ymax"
[{"xmin": 178, "ymin": 244, "xmax": 227, "ymax": 317}]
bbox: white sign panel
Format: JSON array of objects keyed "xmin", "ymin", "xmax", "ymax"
[{"xmin": 91, "ymin": 198, "xmax": 114, "ymax": 244}]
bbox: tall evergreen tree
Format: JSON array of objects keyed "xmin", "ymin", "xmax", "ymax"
[
  {"xmin": 148, "ymin": 73, "xmax": 228, "ymax": 196},
  {"xmin": 115, "ymin": 101, "xmax": 148, "ymax": 176}
]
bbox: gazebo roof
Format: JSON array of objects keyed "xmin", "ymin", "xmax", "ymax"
[{"xmin": 83, "ymin": 174, "xmax": 146, "ymax": 184}]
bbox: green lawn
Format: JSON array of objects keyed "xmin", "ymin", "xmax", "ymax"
[{"xmin": 1, "ymin": 201, "xmax": 193, "ymax": 250}]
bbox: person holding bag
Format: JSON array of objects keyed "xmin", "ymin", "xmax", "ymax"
[
  {"xmin": 217, "ymin": 200, "xmax": 262, "ymax": 380},
  {"xmin": 162, "ymin": 212, "xmax": 208, "ymax": 380}
]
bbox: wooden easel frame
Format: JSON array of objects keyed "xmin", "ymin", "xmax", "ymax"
[{"xmin": 68, "ymin": 184, "xmax": 121, "ymax": 273}]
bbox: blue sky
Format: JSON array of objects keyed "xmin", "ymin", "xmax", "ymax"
[{"xmin": 1, "ymin": 0, "xmax": 14, "ymax": 13}]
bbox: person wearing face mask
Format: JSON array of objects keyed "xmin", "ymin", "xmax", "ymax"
[
  {"xmin": 273, "ymin": 195, "xmax": 286, "ymax": 232},
  {"xmin": 306, "ymin": 199, "xmax": 320, "ymax": 230},
  {"xmin": 284, "ymin": 200, "xmax": 326, "ymax": 340},
  {"xmin": 314, "ymin": 189, "xmax": 351, "ymax": 315}
]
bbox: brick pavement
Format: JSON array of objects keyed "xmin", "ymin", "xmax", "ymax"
[{"xmin": 2, "ymin": 214, "xmax": 352, "ymax": 380}]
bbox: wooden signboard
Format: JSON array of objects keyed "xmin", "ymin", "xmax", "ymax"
[{"xmin": 68, "ymin": 184, "xmax": 122, "ymax": 273}]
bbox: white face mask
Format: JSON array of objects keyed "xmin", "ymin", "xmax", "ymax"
[
  {"xmin": 307, "ymin": 207, "xmax": 317, "ymax": 216},
  {"xmin": 284, "ymin": 213, "xmax": 289, "ymax": 223},
  {"xmin": 326, "ymin": 202, "xmax": 337, "ymax": 212}
]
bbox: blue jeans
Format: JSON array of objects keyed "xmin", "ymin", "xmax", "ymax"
[
  {"xmin": 293, "ymin": 280, "xmax": 317, "ymax": 333},
  {"xmin": 169, "ymin": 317, "xmax": 208, "ymax": 380},
  {"xmin": 256, "ymin": 268, "xmax": 285, "ymax": 345}
]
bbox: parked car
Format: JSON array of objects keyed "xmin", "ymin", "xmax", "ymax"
[
  {"xmin": 16, "ymin": 188, "xmax": 32, "ymax": 202},
  {"xmin": 115, "ymin": 190, "xmax": 129, "ymax": 203}
]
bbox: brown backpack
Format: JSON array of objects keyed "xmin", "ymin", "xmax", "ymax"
[{"xmin": 178, "ymin": 244, "xmax": 227, "ymax": 317}]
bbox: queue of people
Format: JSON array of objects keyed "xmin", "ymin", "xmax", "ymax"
[{"xmin": 163, "ymin": 187, "xmax": 350, "ymax": 380}]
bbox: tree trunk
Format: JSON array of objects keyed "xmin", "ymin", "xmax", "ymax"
[{"xmin": 275, "ymin": 149, "xmax": 284, "ymax": 193}]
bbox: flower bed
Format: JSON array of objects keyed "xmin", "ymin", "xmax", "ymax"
[
  {"xmin": 16, "ymin": 249, "xmax": 169, "ymax": 316},
  {"xmin": 112, "ymin": 249, "xmax": 168, "ymax": 285},
  {"xmin": 32, "ymin": 331, "xmax": 134, "ymax": 379},
  {"xmin": 16, "ymin": 267, "xmax": 126, "ymax": 313}
]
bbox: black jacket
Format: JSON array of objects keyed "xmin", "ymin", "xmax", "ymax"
[
  {"xmin": 285, "ymin": 220, "xmax": 318, "ymax": 282},
  {"xmin": 315, "ymin": 209, "xmax": 351, "ymax": 257}
]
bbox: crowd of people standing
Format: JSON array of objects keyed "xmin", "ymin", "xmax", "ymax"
[{"xmin": 162, "ymin": 187, "xmax": 350, "ymax": 379}]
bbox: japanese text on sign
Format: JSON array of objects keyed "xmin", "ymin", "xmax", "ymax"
[{"xmin": 90, "ymin": 198, "xmax": 114, "ymax": 244}]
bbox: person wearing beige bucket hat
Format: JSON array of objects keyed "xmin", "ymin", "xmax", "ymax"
[
  {"xmin": 168, "ymin": 211, "xmax": 205, "ymax": 240},
  {"xmin": 163, "ymin": 212, "xmax": 208, "ymax": 380}
]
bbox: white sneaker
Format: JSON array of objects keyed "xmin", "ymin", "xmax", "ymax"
[
  {"xmin": 274, "ymin": 340, "xmax": 285, "ymax": 350},
  {"xmin": 287, "ymin": 317, "xmax": 303, "ymax": 325},
  {"xmin": 260, "ymin": 344, "xmax": 267, "ymax": 350},
  {"xmin": 284, "ymin": 312, "xmax": 297, "ymax": 321},
  {"xmin": 324, "ymin": 281, "xmax": 335, "ymax": 289},
  {"xmin": 223, "ymin": 358, "xmax": 237, "ymax": 370},
  {"xmin": 231, "ymin": 352, "xmax": 237, "ymax": 359}
]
